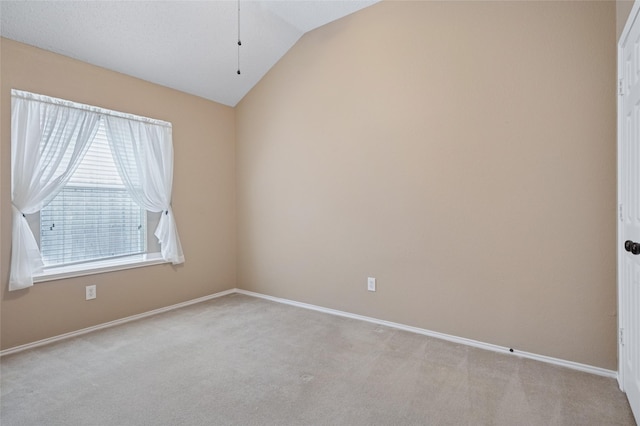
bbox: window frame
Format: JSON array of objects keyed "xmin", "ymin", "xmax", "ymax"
[
  {"xmin": 9, "ymin": 89, "xmax": 182, "ymax": 291},
  {"xmin": 20, "ymin": 102, "xmax": 170, "ymax": 283}
]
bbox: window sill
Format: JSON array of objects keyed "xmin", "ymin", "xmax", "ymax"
[{"xmin": 33, "ymin": 253, "xmax": 168, "ymax": 283}]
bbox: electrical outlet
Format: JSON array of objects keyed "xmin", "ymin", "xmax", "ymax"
[
  {"xmin": 367, "ymin": 277, "xmax": 376, "ymax": 292},
  {"xmin": 86, "ymin": 285, "xmax": 96, "ymax": 300}
]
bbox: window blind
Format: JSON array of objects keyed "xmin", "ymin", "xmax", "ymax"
[{"xmin": 40, "ymin": 120, "xmax": 146, "ymax": 266}]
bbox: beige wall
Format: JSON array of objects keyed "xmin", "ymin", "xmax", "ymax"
[
  {"xmin": 0, "ymin": 38, "xmax": 236, "ymax": 350},
  {"xmin": 236, "ymin": 1, "xmax": 618, "ymax": 369}
]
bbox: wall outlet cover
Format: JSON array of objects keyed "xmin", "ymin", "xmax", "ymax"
[
  {"xmin": 86, "ymin": 285, "xmax": 96, "ymax": 300},
  {"xmin": 367, "ymin": 277, "xmax": 376, "ymax": 292}
]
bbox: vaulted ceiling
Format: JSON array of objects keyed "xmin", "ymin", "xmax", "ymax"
[{"xmin": 0, "ymin": 1, "xmax": 378, "ymax": 106}]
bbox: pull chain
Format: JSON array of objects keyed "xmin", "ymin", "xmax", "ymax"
[{"xmin": 237, "ymin": 0, "xmax": 241, "ymax": 75}]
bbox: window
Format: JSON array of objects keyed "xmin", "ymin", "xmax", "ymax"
[
  {"xmin": 10, "ymin": 90, "xmax": 184, "ymax": 291},
  {"xmin": 39, "ymin": 121, "xmax": 147, "ymax": 267}
]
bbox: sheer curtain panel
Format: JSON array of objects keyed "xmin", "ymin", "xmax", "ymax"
[
  {"xmin": 10, "ymin": 90, "xmax": 100, "ymax": 291},
  {"xmin": 104, "ymin": 115, "xmax": 184, "ymax": 264}
]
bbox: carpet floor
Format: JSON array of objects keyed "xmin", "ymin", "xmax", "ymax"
[{"xmin": 0, "ymin": 293, "xmax": 636, "ymax": 425}]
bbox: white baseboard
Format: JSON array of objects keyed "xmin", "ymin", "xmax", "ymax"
[
  {"xmin": 0, "ymin": 287, "xmax": 618, "ymax": 380},
  {"xmin": 0, "ymin": 289, "xmax": 236, "ymax": 357},
  {"xmin": 235, "ymin": 289, "xmax": 618, "ymax": 379}
]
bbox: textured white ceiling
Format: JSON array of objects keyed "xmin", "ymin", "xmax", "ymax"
[{"xmin": 0, "ymin": 0, "xmax": 378, "ymax": 106}]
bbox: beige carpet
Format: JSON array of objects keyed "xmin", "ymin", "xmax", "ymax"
[{"xmin": 0, "ymin": 293, "xmax": 635, "ymax": 425}]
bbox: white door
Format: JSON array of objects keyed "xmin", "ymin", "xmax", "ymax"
[{"xmin": 619, "ymin": 4, "xmax": 640, "ymax": 423}]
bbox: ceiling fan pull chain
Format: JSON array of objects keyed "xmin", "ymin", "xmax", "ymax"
[{"xmin": 237, "ymin": 0, "xmax": 241, "ymax": 75}]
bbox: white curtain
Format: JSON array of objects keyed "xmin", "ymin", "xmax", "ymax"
[
  {"xmin": 104, "ymin": 115, "xmax": 184, "ymax": 265},
  {"xmin": 10, "ymin": 90, "xmax": 100, "ymax": 291}
]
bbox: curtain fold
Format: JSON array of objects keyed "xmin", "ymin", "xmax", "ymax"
[
  {"xmin": 10, "ymin": 91, "xmax": 100, "ymax": 291},
  {"xmin": 104, "ymin": 115, "xmax": 184, "ymax": 264}
]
